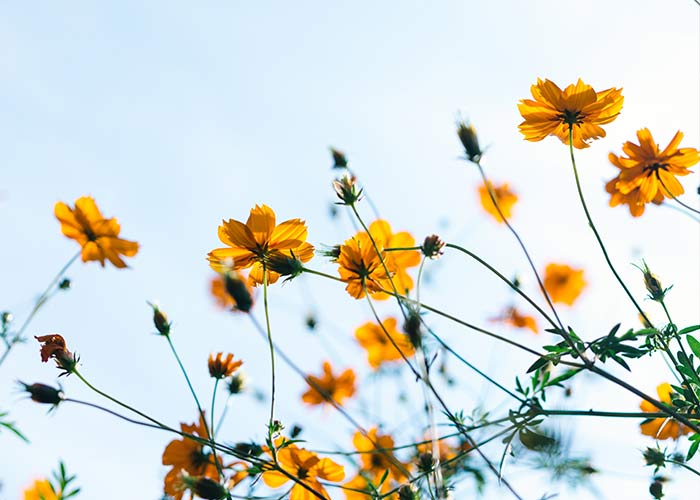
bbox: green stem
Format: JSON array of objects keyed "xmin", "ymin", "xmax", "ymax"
[
  {"xmin": 658, "ymin": 176, "xmax": 700, "ymax": 216},
  {"xmin": 74, "ymin": 369, "xmax": 168, "ymax": 429},
  {"xmin": 474, "ymin": 161, "xmax": 565, "ymax": 332},
  {"xmin": 445, "ymin": 243, "xmax": 558, "ymax": 329},
  {"xmin": 0, "ymin": 251, "xmax": 81, "ymax": 368},
  {"xmin": 660, "ymin": 299, "xmax": 700, "ymax": 405},
  {"xmin": 567, "ymin": 126, "xmax": 652, "ymax": 327},
  {"xmin": 211, "ymin": 378, "xmax": 219, "ymax": 440},
  {"xmin": 165, "ymin": 335, "xmax": 223, "ymax": 480},
  {"xmin": 262, "ymin": 267, "xmax": 277, "ymax": 430}
]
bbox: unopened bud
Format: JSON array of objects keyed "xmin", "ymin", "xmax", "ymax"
[
  {"xmin": 266, "ymin": 252, "xmax": 304, "ymax": 283},
  {"xmin": 147, "ymin": 302, "xmax": 171, "ymax": 335},
  {"xmin": 223, "ymin": 273, "xmax": 253, "ymax": 312},
  {"xmin": 19, "ymin": 381, "xmax": 64, "ymax": 406},
  {"xmin": 417, "ymin": 452, "xmax": 435, "ymax": 473},
  {"xmin": 321, "ymin": 245, "xmax": 341, "ymax": 261},
  {"xmin": 58, "ymin": 278, "xmax": 71, "ymax": 290},
  {"xmin": 398, "ymin": 484, "xmax": 419, "ymax": 500},
  {"xmin": 421, "ymin": 235, "xmax": 445, "ymax": 259},
  {"xmin": 649, "ymin": 479, "xmax": 664, "ymax": 499},
  {"xmin": 457, "ymin": 120, "xmax": 483, "ymax": 163},
  {"xmin": 180, "ymin": 475, "xmax": 228, "ymax": 500},
  {"xmin": 333, "ymin": 174, "xmax": 363, "ymax": 206},
  {"xmin": 329, "ymin": 147, "xmax": 348, "ymax": 169},
  {"xmin": 404, "ymin": 311, "xmax": 423, "ymax": 349},
  {"xmin": 636, "ymin": 261, "xmax": 669, "ymax": 302},
  {"xmin": 227, "ymin": 373, "xmax": 246, "ymax": 395}
]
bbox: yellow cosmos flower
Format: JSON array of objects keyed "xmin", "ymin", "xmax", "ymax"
[
  {"xmin": 23, "ymin": 479, "xmax": 58, "ymax": 500},
  {"xmin": 353, "ymin": 428, "xmax": 409, "ymax": 482},
  {"xmin": 491, "ymin": 306, "xmax": 538, "ymax": 333},
  {"xmin": 606, "ymin": 128, "xmax": 699, "ymax": 217},
  {"xmin": 337, "ymin": 232, "xmax": 395, "ymax": 300},
  {"xmin": 162, "ymin": 415, "xmax": 220, "ymax": 500},
  {"xmin": 208, "ymin": 204, "xmax": 314, "ymax": 286},
  {"xmin": 302, "ymin": 361, "xmax": 356, "ymax": 407},
  {"xmin": 55, "ymin": 196, "xmax": 139, "ymax": 268},
  {"xmin": 543, "ymin": 263, "xmax": 586, "ymax": 306},
  {"xmin": 478, "ymin": 182, "xmax": 518, "ymax": 223},
  {"xmin": 367, "ymin": 220, "xmax": 420, "ymax": 294},
  {"xmin": 355, "ymin": 317, "xmax": 415, "ymax": 369},
  {"xmin": 262, "ymin": 442, "xmax": 345, "ymax": 500},
  {"xmin": 518, "ymin": 78, "xmax": 623, "ymax": 149},
  {"xmin": 639, "ymin": 383, "xmax": 692, "ymax": 440}
]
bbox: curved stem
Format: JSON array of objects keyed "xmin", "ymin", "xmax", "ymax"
[
  {"xmin": 0, "ymin": 251, "xmax": 81, "ymax": 368},
  {"xmin": 445, "ymin": 243, "xmax": 558, "ymax": 329},
  {"xmin": 567, "ymin": 126, "xmax": 652, "ymax": 327},
  {"xmin": 211, "ymin": 378, "xmax": 220, "ymax": 440},
  {"xmin": 262, "ymin": 267, "xmax": 277, "ymax": 432},
  {"xmin": 658, "ymin": 176, "xmax": 700, "ymax": 216},
  {"xmin": 165, "ymin": 335, "xmax": 223, "ymax": 480},
  {"xmin": 474, "ymin": 162, "xmax": 565, "ymax": 331}
]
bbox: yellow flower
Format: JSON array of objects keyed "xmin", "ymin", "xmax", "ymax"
[
  {"xmin": 491, "ymin": 306, "xmax": 538, "ymax": 333},
  {"xmin": 55, "ymin": 196, "xmax": 139, "ymax": 268},
  {"xmin": 355, "ymin": 317, "xmax": 415, "ymax": 369},
  {"xmin": 606, "ymin": 128, "xmax": 699, "ymax": 217},
  {"xmin": 518, "ymin": 78, "xmax": 623, "ymax": 149},
  {"xmin": 208, "ymin": 204, "xmax": 314, "ymax": 286},
  {"xmin": 337, "ymin": 232, "xmax": 395, "ymax": 300},
  {"xmin": 162, "ymin": 415, "xmax": 220, "ymax": 500},
  {"xmin": 23, "ymin": 479, "xmax": 58, "ymax": 500},
  {"xmin": 353, "ymin": 428, "xmax": 409, "ymax": 482},
  {"xmin": 368, "ymin": 220, "xmax": 421, "ymax": 294},
  {"xmin": 302, "ymin": 361, "xmax": 356, "ymax": 406},
  {"xmin": 639, "ymin": 383, "xmax": 692, "ymax": 440},
  {"xmin": 478, "ymin": 182, "xmax": 518, "ymax": 223},
  {"xmin": 543, "ymin": 263, "xmax": 586, "ymax": 306},
  {"xmin": 262, "ymin": 442, "xmax": 345, "ymax": 500}
]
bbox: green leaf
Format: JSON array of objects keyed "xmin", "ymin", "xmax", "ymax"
[
  {"xmin": 679, "ymin": 325, "xmax": 700, "ymax": 336},
  {"xmin": 687, "ymin": 336, "xmax": 700, "ymax": 358}
]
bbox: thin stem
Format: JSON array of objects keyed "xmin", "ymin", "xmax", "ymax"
[
  {"xmin": 473, "ymin": 161, "xmax": 565, "ymax": 332},
  {"xmin": 301, "ymin": 267, "xmax": 345, "ymax": 283},
  {"xmin": 211, "ymin": 378, "xmax": 220, "ymax": 440},
  {"xmin": 658, "ymin": 176, "xmax": 700, "ymax": 216},
  {"xmin": 0, "ymin": 251, "xmax": 81, "ymax": 368},
  {"xmin": 589, "ymin": 365, "xmax": 700, "ymax": 434},
  {"xmin": 262, "ymin": 267, "xmax": 277, "ymax": 430},
  {"xmin": 445, "ymin": 243, "xmax": 558, "ymax": 329},
  {"xmin": 567, "ymin": 126, "xmax": 652, "ymax": 327},
  {"xmin": 414, "ymin": 256, "xmax": 445, "ymax": 499},
  {"xmin": 165, "ymin": 335, "xmax": 223, "ymax": 480},
  {"xmin": 74, "ymin": 369, "xmax": 169, "ymax": 428},
  {"xmin": 667, "ymin": 459, "xmax": 700, "ymax": 477},
  {"xmin": 659, "ymin": 299, "xmax": 700, "ymax": 406},
  {"xmin": 247, "ymin": 313, "xmax": 414, "ymax": 480}
]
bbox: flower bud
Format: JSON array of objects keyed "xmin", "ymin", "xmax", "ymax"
[
  {"xmin": 333, "ymin": 174, "xmax": 363, "ymax": 206},
  {"xmin": 266, "ymin": 252, "xmax": 304, "ymax": 282},
  {"xmin": 329, "ymin": 147, "xmax": 348, "ymax": 169},
  {"xmin": 223, "ymin": 273, "xmax": 253, "ymax": 312},
  {"xmin": 147, "ymin": 302, "xmax": 171, "ymax": 335},
  {"xmin": 398, "ymin": 484, "xmax": 419, "ymax": 500},
  {"xmin": 19, "ymin": 381, "xmax": 64, "ymax": 406},
  {"xmin": 403, "ymin": 311, "xmax": 423, "ymax": 349},
  {"xmin": 180, "ymin": 475, "xmax": 228, "ymax": 500},
  {"xmin": 421, "ymin": 235, "xmax": 445, "ymax": 259},
  {"xmin": 649, "ymin": 479, "xmax": 664, "ymax": 499},
  {"xmin": 227, "ymin": 373, "xmax": 247, "ymax": 395},
  {"xmin": 457, "ymin": 120, "xmax": 483, "ymax": 163},
  {"xmin": 636, "ymin": 261, "xmax": 669, "ymax": 302},
  {"xmin": 417, "ymin": 452, "xmax": 435, "ymax": 473},
  {"xmin": 58, "ymin": 278, "xmax": 71, "ymax": 290}
]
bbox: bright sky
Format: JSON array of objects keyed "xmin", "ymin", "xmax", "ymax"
[{"xmin": 1, "ymin": 2, "xmax": 699, "ymax": 499}]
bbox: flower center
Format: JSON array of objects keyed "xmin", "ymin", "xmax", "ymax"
[
  {"xmin": 560, "ymin": 109, "xmax": 584, "ymax": 126},
  {"xmin": 297, "ymin": 466, "xmax": 309, "ymax": 480}
]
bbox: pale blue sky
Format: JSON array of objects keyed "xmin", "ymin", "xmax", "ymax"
[{"xmin": 1, "ymin": 1, "xmax": 699, "ymax": 499}]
